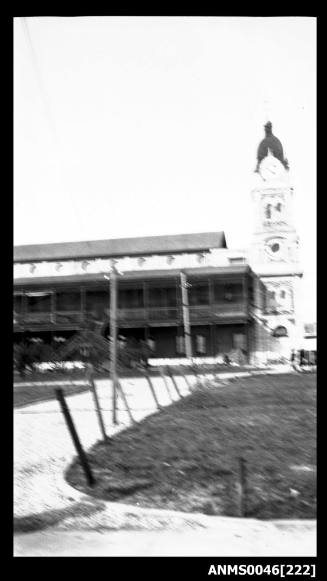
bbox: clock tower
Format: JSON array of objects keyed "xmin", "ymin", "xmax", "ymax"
[{"xmin": 250, "ymin": 121, "xmax": 303, "ymax": 355}]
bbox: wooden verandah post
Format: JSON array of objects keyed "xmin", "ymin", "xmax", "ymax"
[
  {"xmin": 109, "ymin": 265, "xmax": 118, "ymax": 425},
  {"xmin": 180, "ymin": 271, "xmax": 193, "ymax": 361}
]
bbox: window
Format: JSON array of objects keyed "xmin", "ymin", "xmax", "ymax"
[
  {"xmin": 189, "ymin": 284, "xmax": 209, "ymax": 306},
  {"xmin": 213, "ymin": 283, "xmax": 243, "ymax": 303},
  {"xmin": 196, "ymin": 335, "xmax": 206, "ymax": 354},
  {"xmin": 118, "ymin": 288, "xmax": 143, "ymax": 309},
  {"xmin": 272, "ymin": 326, "xmax": 288, "ymax": 338},
  {"xmin": 176, "ymin": 335, "xmax": 185, "ymax": 354},
  {"xmin": 224, "ymin": 289, "xmax": 233, "ymax": 301},
  {"xmin": 233, "ymin": 333, "xmax": 246, "ymax": 349},
  {"xmin": 14, "ymin": 294, "xmax": 22, "ymax": 313},
  {"xmin": 26, "ymin": 292, "xmax": 51, "ymax": 312},
  {"xmin": 149, "ymin": 287, "xmax": 176, "ymax": 308},
  {"xmin": 266, "ymin": 290, "xmax": 277, "ymax": 312},
  {"xmin": 86, "ymin": 289, "xmax": 109, "ymax": 317},
  {"xmin": 56, "ymin": 290, "xmax": 81, "ymax": 311}
]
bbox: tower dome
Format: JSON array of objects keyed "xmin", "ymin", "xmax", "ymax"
[{"xmin": 255, "ymin": 122, "xmax": 289, "ymax": 172}]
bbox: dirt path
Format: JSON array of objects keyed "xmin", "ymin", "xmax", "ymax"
[{"xmin": 14, "ymin": 519, "xmax": 316, "ymax": 557}]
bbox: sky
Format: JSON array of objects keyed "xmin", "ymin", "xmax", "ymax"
[{"xmin": 14, "ymin": 16, "xmax": 316, "ymax": 321}]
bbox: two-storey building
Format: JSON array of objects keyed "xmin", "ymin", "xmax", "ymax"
[{"xmin": 14, "ymin": 231, "xmax": 270, "ymax": 362}]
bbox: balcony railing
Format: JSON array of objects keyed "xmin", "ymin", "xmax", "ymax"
[
  {"xmin": 20, "ymin": 312, "xmax": 54, "ymax": 325},
  {"xmin": 55, "ymin": 311, "xmax": 83, "ymax": 325},
  {"xmin": 117, "ymin": 307, "xmax": 180, "ymax": 322},
  {"xmin": 14, "ymin": 301, "xmax": 248, "ymax": 328},
  {"xmin": 190, "ymin": 302, "xmax": 246, "ymax": 320},
  {"xmin": 189, "ymin": 305, "xmax": 212, "ymax": 321},
  {"xmin": 211, "ymin": 301, "xmax": 246, "ymax": 315},
  {"xmin": 14, "ymin": 310, "xmax": 83, "ymax": 327},
  {"xmin": 117, "ymin": 308, "xmax": 147, "ymax": 321},
  {"xmin": 148, "ymin": 307, "xmax": 180, "ymax": 321}
]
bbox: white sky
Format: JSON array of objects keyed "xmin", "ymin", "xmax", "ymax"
[{"xmin": 14, "ymin": 16, "xmax": 316, "ymax": 320}]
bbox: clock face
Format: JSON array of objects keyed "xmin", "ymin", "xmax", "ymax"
[
  {"xmin": 265, "ymin": 238, "xmax": 285, "ymax": 260},
  {"xmin": 259, "ymin": 156, "xmax": 284, "ymax": 181}
]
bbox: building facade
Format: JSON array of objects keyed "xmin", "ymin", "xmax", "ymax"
[
  {"xmin": 13, "ymin": 232, "xmax": 272, "ymax": 361},
  {"xmin": 13, "ymin": 122, "xmax": 304, "ymax": 363}
]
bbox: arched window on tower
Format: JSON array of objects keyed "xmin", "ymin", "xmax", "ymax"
[
  {"xmin": 274, "ymin": 202, "xmax": 284, "ymax": 220},
  {"xmin": 266, "ymin": 289, "xmax": 277, "ymax": 313},
  {"xmin": 272, "ymin": 326, "xmax": 288, "ymax": 338},
  {"xmin": 265, "ymin": 204, "xmax": 272, "ymax": 220}
]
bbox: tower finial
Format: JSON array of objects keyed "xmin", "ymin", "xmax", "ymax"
[{"xmin": 256, "ymin": 120, "xmax": 289, "ymax": 171}]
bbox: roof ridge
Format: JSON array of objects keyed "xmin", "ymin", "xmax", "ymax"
[
  {"xmin": 14, "ymin": 232, "xmax": 227, "ymax": 263},
  {"xmin": 14, "ymin": 231, "xmax": 224, "ymax": 249}
]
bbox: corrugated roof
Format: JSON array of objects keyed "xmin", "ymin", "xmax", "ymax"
[{"xmin": 14, "ymin": 232, "xmax": 227, "ymax": 263}]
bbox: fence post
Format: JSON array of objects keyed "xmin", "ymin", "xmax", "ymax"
[
  {"xmin": 109, "ymin": 267, "xmax": 118, "ymax": 425},
  {"xmin": 86, "ymin": 363, "xmax": 107, "ymax": 441},
  {"xmin": 90, "ymin": 376, "xmax": 108, "ymax": 441},
  {"xmin": 159, "ymin": 366, "xmax": 174, "ymax": 402},
  {"xmin": 55, "ymin": 388, "xmax": 95, "ymax": 487},
  {"xmin": 182, "ymin": 372, "xmax": 193, "ymax": 393},
  {"xmin": 192, "ymin": 364, "xmax": 202, "ymax": 386},
  {"xmin": 143, "ymin": 370, "xmax": 162, "ymax": 411},
  {"xmin": 166, "ymin": 366, "xmax": 182, "ymax": 398},
  {"xmin": 238, "ymin": 456, "xmax": 248, "ymax": 517},
  {"xmin": 180, "ymin": 271, "xmax": 193, "ymax": 360},
  {"xmin": 117, "ymin": 380, "xmax": 136, "ymax": 424}
]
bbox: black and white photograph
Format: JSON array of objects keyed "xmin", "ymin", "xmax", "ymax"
[{"xmin": 13, "ymin": 16, "xmax": 316, "ymax": 560}]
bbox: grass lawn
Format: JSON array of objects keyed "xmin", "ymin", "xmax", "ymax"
[{"xmin": 66, "ymin": 373, "xmax": 316, "ymax": 520}]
